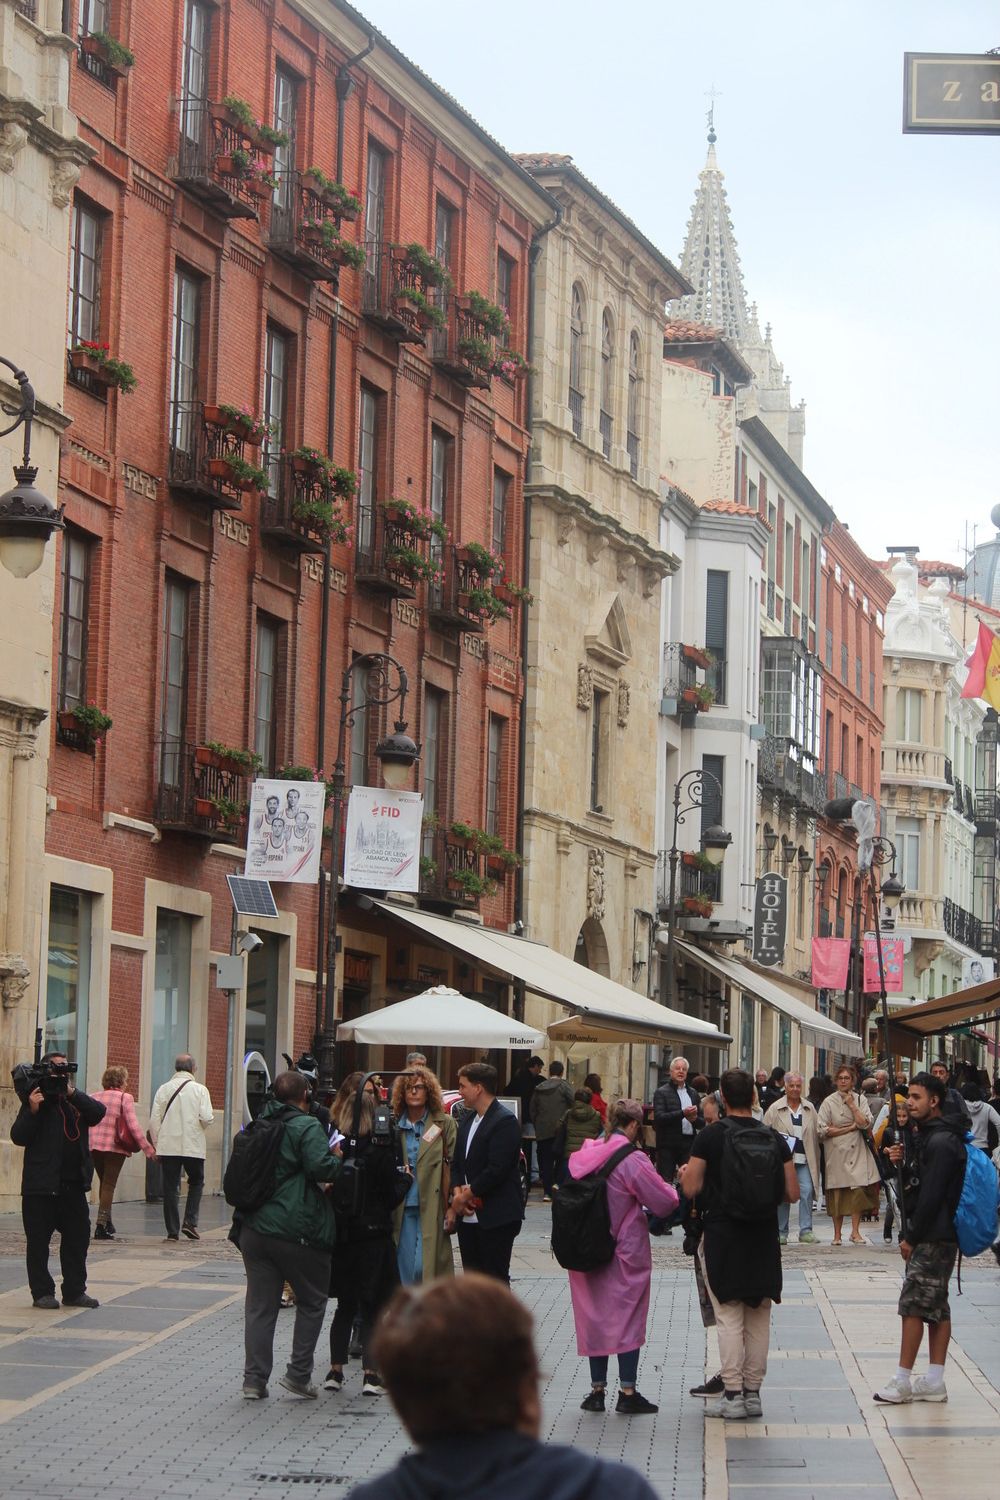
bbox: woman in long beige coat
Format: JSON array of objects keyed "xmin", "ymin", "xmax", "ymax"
[
  {"xmin": 391, "ymin": 1066, "xmax": 457, "ymax": 1284},
  {"xmin": 816, "ymin": 1064, "xmax": 880, "ymax": 1244}
]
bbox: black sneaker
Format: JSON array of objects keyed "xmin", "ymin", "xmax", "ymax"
[
  {"xmin": 94, "ymin": 1224, "xmax": 112, "ymax": 1241},
  {"xmin": 580, "ymin": 1387, "xmax": 606, "ymax": 1412},
  {"xmin": 181, "ymin": 1223, "xmax": 200, "ymax": 1240},
  {"xmin": 690, "ymin": 1373, "xmax": 725, "ymax": 1397},
  {"xmin": 362, "ymin": 1372, "xmax": 385, "ymax": 1396},
  {"xmin": 616, "ymin": 1389, "xmax": 658, "ymax": 1415},
  {"xmin": 62, "ymin": 1293, "xmax": 99, "ymax": 1308},
  {"xmin": 323, "ymin": 1368, "xmax": 344, "ymax": 1392},
  {"xmin": 32, "ymin": 1295, "xmax": 60, "ymax": 1310}
]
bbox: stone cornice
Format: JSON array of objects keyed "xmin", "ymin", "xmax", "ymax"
[
  {"xmin": 523, "ymin": 807, "xmax": 657, "ymax": 865},
  {"xmin": 527, "ymin": 482, "xmax": 679, "ymax": 579},
  {"xmin": 0, "ymin": 376, "xmax": 71, "ymax": 435}
]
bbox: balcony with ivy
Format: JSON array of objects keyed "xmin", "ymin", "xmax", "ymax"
[
  {"xmin": 355, "ymin": 499, "xmax": 434, "ymax": 599},
  {"xmin": 167, "ymin": 401, "xmax": 266, "ymax": 512},
  {"xmin": 153, "ymin": 741, "xmax": 252, "ymax": 841},
  {"xmin": 362, "ymin": 243, "xmax": 449, "ymax": 345},
  {"xmin": 260, "ymin": 452, "xmax": 353, "ymax": 557}
]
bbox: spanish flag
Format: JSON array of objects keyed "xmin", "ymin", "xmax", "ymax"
[{"xmin": 961, "ymin": 621, "xmax": 1000, "ymax": 709}]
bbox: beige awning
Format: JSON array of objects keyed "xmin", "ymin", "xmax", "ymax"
[
  {"xmin": 674, "ymin": 939, "xmax": 862, "ymax": 1051},
  {"xmin": 874, "ymin": 975, "xmax": 1000, "ymax": 1057},
  {"xmin": 373, "ymin": 901, "xmax": 731, "ymax": 1047}
]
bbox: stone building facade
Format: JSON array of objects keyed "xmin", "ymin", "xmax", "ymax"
[
  {"xmin": 516, "ymin": 153, "xmax": 688, "ymax": 1097},
  {"xmin": 0, "ymin": 0, "xmax": 90, "ymax": 1208}
]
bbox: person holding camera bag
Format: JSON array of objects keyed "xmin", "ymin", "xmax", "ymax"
[{"xmin": 10, "ymin": 1052, "xmax": 106, "ymax": 1309}]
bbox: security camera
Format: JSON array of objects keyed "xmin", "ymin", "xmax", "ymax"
[{"xmin": 237, "ymin": 932, "xmax": 264, "ymax": 954}]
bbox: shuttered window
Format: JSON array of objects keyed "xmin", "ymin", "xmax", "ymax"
[{"xmin": 705, "ymin": 570, "xmax": 728, "ymax": 704}]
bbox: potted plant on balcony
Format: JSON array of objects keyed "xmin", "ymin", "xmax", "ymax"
[
  {"xmin": 681, "ymin": 895, "xmax": 714, "ymax": 918},
  {"xmin": 80, "ymin": 31, "xmax": 135, "ymax": 77},
  {"xmin": 448, "ymin": 820, "xmax": 478, "ymax": 852},
  {"xmin": 402, "ymin": 243, "xmax": 452, "ymax": 291},
  {"xmin": 466, "ymin": 586, "xmax": 510, "ymax": 624},
  {"xmin": 393, "ymin": 285, "xmax": 446, "ymax": 330},
  {"xmin": 68, "ymin": 340, "xmax": 137, "ymax": 394},
  {"xmin": 458, "ymin": 541, "xmax": 503, "ymax": 578},
  {"xmin": 682, "ymin": 644, "xmax": 714, "ymax": 670},
  {"xmin": 446, "ymin": 866, "xmax": 496, "ymax": 900},
  {"xmin": 291, "ymin": 493, "xmax": 351, "ymax": 545},
  {"xmin": 207, "ymin": 453, "xmax": 267, "ymax": 492},
  {"xmin": 386, "ymin": 545, "xmax": 440, "ymax": 586},
  {"xmin": 287, "ymin": 445, "xmax": 331, "ymax": 479},
  {"xmin": 464, "ymin": 290, "xmax": 510, "ymax": 339},
  {"xmin": 493, "ymin": 348, "xmax": 531, "ymax": 380},
  {"xmin": 255, "ymin": 122, "xmax": 289, "ymax": 155},
  {"xmin": 57, "ymin": 703, "xmax": 112, "ymax": 750},
  {"xmin": 204, "ymin": 742, "xmax": 262, "ymax": 776},
  {"xmin": 211, "ymin": 95, "xmax": 258, "ymax": 139},
  {"xmin": 419, "ymin": 856, "xmax": 438, "ymax": 883},
  {"xmin": 203, "ymin": 403, "xmax": 270, "ymax": 446},
  {"xmin": 303, "ymin": 168, "xmax": 362, "ymax": 219},
  {"xmin": 456, "ymin": 334, "xmax": 495, "ymax": 375},
  {"xmin": 208, "ymin": 794, "xmax": 246, "ymax": 835},
  {"xmin": 382, "ymin": 497, "xmax": 438, "ymax": 540}
]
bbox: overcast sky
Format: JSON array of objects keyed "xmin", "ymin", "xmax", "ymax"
[{"xmin": 362, "ymin": 0, "xmax": 1000, "ymax": 568}]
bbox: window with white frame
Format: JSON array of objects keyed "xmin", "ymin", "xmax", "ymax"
[
  {"xmin": 896, "ymin": 688, "xmax": 922, "ymax": 743},
  {"xmin": 896, "ymin": 816, "xmax": 921, "ymax": 892}
]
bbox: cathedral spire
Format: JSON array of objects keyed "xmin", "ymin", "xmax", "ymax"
[{"xmin": 676, "ymin": 115, "xmax": 750, "ymax": 346}]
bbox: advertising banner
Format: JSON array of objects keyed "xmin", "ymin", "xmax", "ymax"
[
  {"xmin": 862, "ymin": 936, "xmax": 904, "ymax": 994},
  {"xmin": 244, "ymin": 779, "xmax": 325, "ymax": 884},
  {"xmin": 811, "ymin": 937, "xmax": 851, "ymax": 990},
  {"xmin": 752, "ymin": 873, "xmax": 787, "ymax": 968},
  {"xmin": 344, "ymin": 787, "xmax": 423, "ymax": 892}
]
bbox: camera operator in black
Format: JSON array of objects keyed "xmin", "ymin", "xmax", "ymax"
[
  {"xmin": 325, "ymin": 1082, "xmax": 410, "ymax": 1396},
  {"xmin": 10, "ymin": 1053, "xmax": 106, "ymax": 1309}
]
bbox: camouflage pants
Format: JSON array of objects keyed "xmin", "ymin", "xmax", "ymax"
[{"xmin": 898, "ymin": 1241, "xmax": 958, "ymax": 1324}]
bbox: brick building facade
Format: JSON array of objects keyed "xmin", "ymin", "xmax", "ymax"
[{"xmin": 42, "ymin": 0, "xmax": 552, "ymax": 1191}]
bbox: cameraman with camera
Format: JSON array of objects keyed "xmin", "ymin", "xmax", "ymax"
[{"xmin": 11, "ymin": 1052, "xmax": 106, "ymax": 1309}]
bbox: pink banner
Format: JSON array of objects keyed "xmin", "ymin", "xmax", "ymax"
[
  {"xmin": 811, "ymin": 937, "xmax": 851, "ymax": 989},
  {"xmin": 863, "ymin": 937, "xmax": 904, "ymax": 993}
]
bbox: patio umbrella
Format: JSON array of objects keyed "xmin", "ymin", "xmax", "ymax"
[{"xmin": 336, "ymin": 985, "xmax": 546, "ymax": 1048}]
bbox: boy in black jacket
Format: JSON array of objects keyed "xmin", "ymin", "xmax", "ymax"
[
  {"xmin": 10, "ymin": 1053, "xmax": 106, "ymax": 1309},
  {"xmin": 873, "ymin": 1072, "xmax": 967, "ymax": 1406}
]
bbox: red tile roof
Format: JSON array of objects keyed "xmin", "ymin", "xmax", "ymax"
[
  {"xmin": 703, "ymin": 500, "xmax": 761, "ymax": 517},
  {"xmin": 664, "ymin": 319, "xmax": 724, "ymax": 343},
  {"xmin": 875, "ymin": 558, "xmax": 966, "ymax": 581}
]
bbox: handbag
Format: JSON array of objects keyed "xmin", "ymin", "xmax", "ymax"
[{"xmin": 113, "ymin": 1094, "xmax": 139, "ymax": 1155}]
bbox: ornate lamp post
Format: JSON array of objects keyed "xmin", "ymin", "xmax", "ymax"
[
  {"xmin": 317, "ymin": 652, "xmax": 419, "ymax": 1095},
  {"xmin": 0, "ymin": 357, "xmax": 64, "ymax": 577},
  {"xmin": 662, "ymin": 768, "xmax": 731, "ymax": 1014}
]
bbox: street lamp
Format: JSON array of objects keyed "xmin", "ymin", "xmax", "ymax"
[
  {"xmin": 0, "ymin": 356, "xmax": 63, "ymax": 577},
  {"xmin": 317, "ymin": 652, "xmax": 419, "ymax": 1095},
  {"xmin": 881, "ymin": 871, "xmax": 905, "ymax": 912},
  {"xmin": 661, "ymin": 769, "xmax": 731, "ymax": 1014}
]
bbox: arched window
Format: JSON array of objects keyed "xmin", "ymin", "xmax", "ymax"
[
  {"xmin": 600, "ymin": 309, "xmax": 614, "ymax": 459},
  {"xmin": 627, "ymin": 331, "xmax": 641, "ymax": 478},
  {"xmin": 569, "ymin": 284, "xmax": 585, "ymax": 438}
]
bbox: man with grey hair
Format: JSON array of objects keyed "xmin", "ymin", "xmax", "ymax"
[
  {"xmin": 763, "ymin": 1073, "xmax": 819, "ymax": 1243},
  {"xmin": 653, "ymin": 1056, "xmax": 701, "ymax": 1185},
  {"xmin": 149, "ymin": 1054, "xmax": 214, "ymax": 1241},
  {"xmin": 405, "ymin": 1052, "xmax": 428, "ymax": 1067}
]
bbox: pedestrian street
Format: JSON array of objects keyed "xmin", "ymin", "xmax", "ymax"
[{"xmin": 0, "ymin": 1198, "xmax": 997, "ymax": 1500}]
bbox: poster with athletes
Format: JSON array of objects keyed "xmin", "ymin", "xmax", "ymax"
[
  {"xmin": 244, "ymin": 779, "xmax": 325, "ymax": 884},
  {"xmin": 344, "ymin": 787, "xmax": 423, "ymax": 892}
]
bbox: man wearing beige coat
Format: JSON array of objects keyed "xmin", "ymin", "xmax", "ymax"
[
  {"xmin": 149, "ymin": 1055, "xmax": 214, "ymax": 1242},
  {"xmin": 764, "ymin": 1074, "xmax": 819, "ymax": 1244}
]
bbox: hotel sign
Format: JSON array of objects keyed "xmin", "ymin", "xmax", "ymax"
[
  {"xmin": 904, "ymin": 53, "xmax": 1000, "ymax": 134},
  {"xmin": 752, "ymin": 873, "xmax": 787, "ymax": 969}
]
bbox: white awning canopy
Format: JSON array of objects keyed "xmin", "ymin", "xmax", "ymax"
[
  {"xmin": 373, "ymin": 901, "xmax": 731, "ymax": 1047},
  {"xmin": 336, "ymin": 986, "xmax": 546, "ymax": 1048},
  {"xmin": 674, "ymin": 939, "xmax": 862, "ymax": 1052}
]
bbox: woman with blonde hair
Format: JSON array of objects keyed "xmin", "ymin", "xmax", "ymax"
[
  {"xmin": 88, "ymin": 1066, "xmax": 156, "ymax": 1239},
  {"xmin": 391, "ymin": 1066, "xmax": 456, "ymax": 1285},
  {"xmin": 817, "ymin": 1064, "xmax": 880, "ymax": 1245}
]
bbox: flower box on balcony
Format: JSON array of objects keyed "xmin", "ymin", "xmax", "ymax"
[
  {"xmin": 194, "ymin": 745, "xmax": 222, "ymax": 770},
  {"xmin": 69, "ymin": 347, "xmax": 115, "ymax": 390},
  {"xmin": 80, "ymin": 33, "xmax": 135, "ymax": 79},
  {"xmin": 206, "ymin": 455, "xmax": 266, "ymax": 492},
  {"xmin": 682, "ymin": 644, "xmax": 713, "ymax": 670},
  {"xmin": 209, "ymin": 99, "xmax": 257, "ymax": 141},
  {"xmin": 681, "ymin": 896, "xmax": 714, "ymax": 918},
  {"xmin": 193, "ymin": 796, "xmax": 215, "ymax": 820}
]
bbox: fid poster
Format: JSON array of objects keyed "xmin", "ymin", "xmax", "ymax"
[
  {"xmin": 344, "ymin": 787, "xmax": 423, "ymax": 892},
  {"xmin": 244, "ymin": 779, "xmax": 325, "ymax": 884}
]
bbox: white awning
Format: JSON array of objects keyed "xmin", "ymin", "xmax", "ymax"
[
  {"xmin": 337, "ymin": 987, "xmax": 546, "ymax": 1048},
  {"xmin": 373, "ymin": 901, "xmax": 731, "ymax": 1047},
  {"xmin": 674, "ymin": 940, "xmax": 862, "ymax": 1051}
]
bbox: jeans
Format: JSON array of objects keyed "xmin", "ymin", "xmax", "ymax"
[
  {"xmin": 536, "ymin": 1137, "xmax": 557, "ymax": 1197},
  {"xmin": 589, "ymin": 1348, "xmax": 640, "ymax": 1386},
  {"xmin": 240, "ymin": 1224, "xmax": 331, "ymax": 1388},
  {"xmin": 22, "ymin": 1189, "xmax": 91, "ymax": 1302},
  {"xmin": 777, "ymin": 1160, "xmax": 814, "ymax": 1238},
  {"xmin": 159, "ymin": 1155, "xmax": 205, "ymax": 1237},
  {"xmin": 91, "ymin": 1150, "xmax": 126, "ymax": 1226}
]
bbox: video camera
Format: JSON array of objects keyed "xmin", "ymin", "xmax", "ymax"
[{"xmin": 11, "ymin": 1057, "xmax": 78, "ymax": 1103}]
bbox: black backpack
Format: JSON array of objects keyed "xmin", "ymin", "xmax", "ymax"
[
  {"xmin": 550, "ymin": 1142, "xmax": 635, "ymax": 1271},
  {"xmin": 717, "ymin": 1118, "xmax": 785, "ymax": 1221},
  {"xmin": 223, "ymin": 1108, "xmax": 295, "ymax": 1215}
]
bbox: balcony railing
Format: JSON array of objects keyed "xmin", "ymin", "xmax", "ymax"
[
  {"xmin": 259, "ymin": 458, "xmax": 332, "ymax": 556},
  {"xmin": 16, "ymin": 1, "xmax": 38, "ymax": 19},
  {"xmin": 679, "ymin": 862, "xmax": 722, "ymax": 904},
  {"xmin": 154, "ymin": 741, "xmax": 248, "ymax": 840},
  {"xmin": 355, "ymin": 505, "xmax": 426, "ymax": 598},
  {"xmin": 975, "ymin": 791, "xmax": 1000, "ymax": 829},
  {"xmin": 943, "ymin": 897, "xmax": 984, "ymax": 954},
  {"xmin": 759, "ymin": 732, "xmax": 824, "ymax": 814},
  {"xmin": 167, "ymin": 401, "xmax": 251, "ymax": 511},
  {"xmin": 170, "ymin": 103, "xmax": 265, "ymax": 221},
  {"xmin": 419, "ymin": 830, "xmax": 486, "ymax": 909},
  {"xmin": 362, "ymin": 245, "xmax": 432, "ymax": 344},
  {"xmin": 431, "ymin": 297, "xmax": 496, "ymax": 389},
  {"xmin": 269, "ymin": 171, "xmax": 356, "ymax": 281},
  {"xmin": 427, "ymin": 544, "xmax": 487, "ymax": 635}
]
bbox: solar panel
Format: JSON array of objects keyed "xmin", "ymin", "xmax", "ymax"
[{"xmin": 226, "ymin": 875, "xmax": 278, "ymax": 919}]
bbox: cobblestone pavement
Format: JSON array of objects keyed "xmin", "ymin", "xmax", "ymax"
[{"xmin": 0, "ymin": 1194, "xmax": 998, "ymax": 1499}]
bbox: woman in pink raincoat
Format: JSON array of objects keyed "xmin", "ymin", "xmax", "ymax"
[{"xmin": 568, "ymin": 1098, "xmax": 679, "ymax": 1416}]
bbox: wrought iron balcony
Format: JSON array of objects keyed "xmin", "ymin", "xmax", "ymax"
[
  {"xmin": 259, "ymin": 458, "xmax": 333, "ymax": 556},
  {"xmin": 943, "ymin": 896, "xmax": 983, "ymax": 954},
  {"xmin": 431, "ymin": 297, "xmax": 495, "ymax": 389},
  {"xmin": 427, "ymin": 544, "xmax": 487, "ymax": 635},
  {"xmin": 679, "ymin": 862, "xmax": 722, "ymax": 904},
  {"xmin": 167, "ymin": 401, "xmax": 252, "ymax": 511},
  {"xmin": 15, "ymin": 1, "xmax": 37, "ymax": 19},
  {"xmin": 170, "ymin": 103, "xmax": 265, "ymax": 221},
  {"xmin": 759, "ymin": 732, "xmax": 824, "ymax": 813},
  {"xmin": 154, "ymin": 741, "xmax": 248, "ymax": 840},
  {"xmin": 269, "ymin": 172, "xmax": 358, "ymax": 281},
  {"xmin": 419, "ymin": 830, "xmax": 487, "ymax": 910},
  {"xmin": 362, "ymin": 245, "xmax": 432, "ymax": 344},
  {"xmin": 662, "ymin": 642, "xmax": 714, "ymax": 718},
  {"xmin": 355, "ymin": 505, "xmax": 427, "ymax": 598}
]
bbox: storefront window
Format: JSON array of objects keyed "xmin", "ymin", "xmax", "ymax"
[
  {"xmin": 153, "ymin": 910, "xmax": 192, "ymax": 1092},
  {"xmin": 245, "ymin": 931, "xmax": 280, "ymax": 1077},
  {"xmin": 740, "ymin": 995, "xmax": 755, "ymax": 1071},
  {"xmin": 45, "ymin": 886, "xmax": 92, "ymax": 1084}
]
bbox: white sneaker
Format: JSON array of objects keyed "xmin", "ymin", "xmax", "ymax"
[
  {"xmin": 910, "ymin": 1375, "xmax": 947, "ymax": 1402},
  {"xmin": 873, "ymin": 1374, "xmax": 912, "ymax": 1404},
  {"xmin": 706, "ymin": 1391, "xmax": 746, "ymax": 1419}
]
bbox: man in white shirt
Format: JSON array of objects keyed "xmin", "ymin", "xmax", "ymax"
[{"xmin": 149, "ymin": 1055, "xmax": 214, "ymax": 1241}]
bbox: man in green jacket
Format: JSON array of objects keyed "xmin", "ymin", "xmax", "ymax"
[{"xmin": 240, "ymin": 1071, "xmax": 341, "ymax": 1401}]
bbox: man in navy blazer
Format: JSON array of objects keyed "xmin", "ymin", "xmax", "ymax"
[{"xmin": 447, "ymin": 1062, "xmax": 523, "ymax": 1284}]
